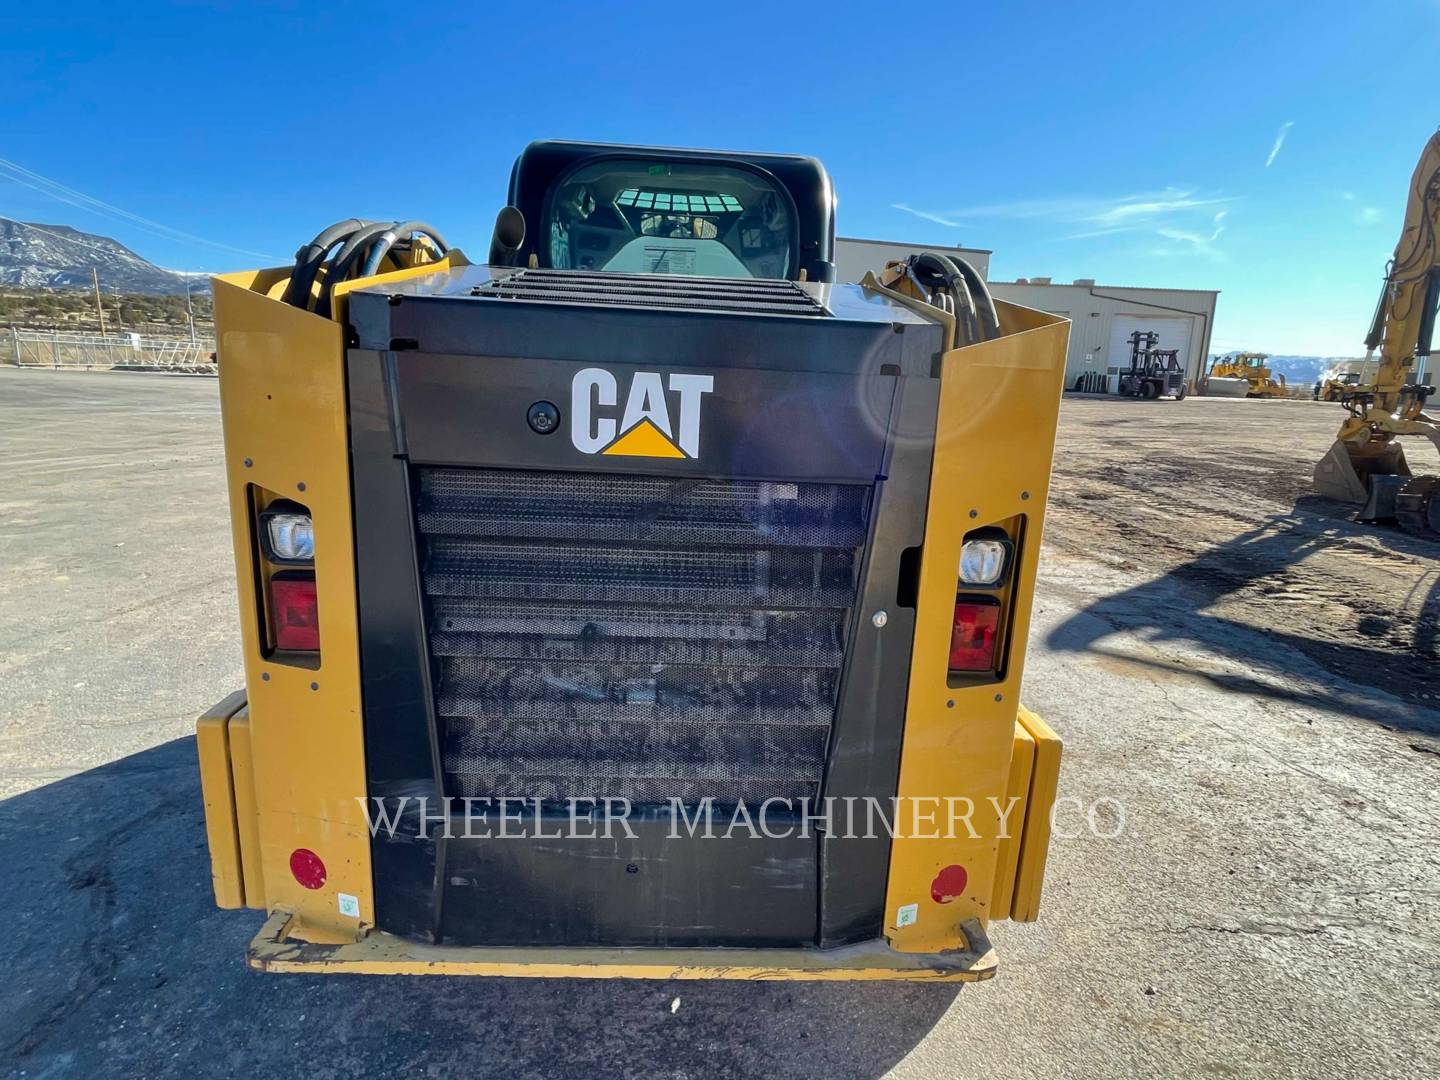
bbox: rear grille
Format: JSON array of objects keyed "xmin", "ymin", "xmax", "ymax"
[
  {"xmin": 469, "ymin": 269, "xmax": 828, "ymax": 317},
  {"xmin": 415, "ymin": 467, "xmax": 870, "ymax": 805}
]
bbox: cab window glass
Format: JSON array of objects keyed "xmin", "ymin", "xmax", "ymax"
[{"xmin": 547, "ymin": 160, "xmax": 793, "ymax": 279}]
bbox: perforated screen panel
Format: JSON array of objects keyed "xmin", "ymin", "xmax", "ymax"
[
  {"xmin": 468, "ymin": 269, "xmax": 829, "ymax": 317},
  {"xmin": 415, "ymin": 467, "xmax": 870, "ymax": 806}
]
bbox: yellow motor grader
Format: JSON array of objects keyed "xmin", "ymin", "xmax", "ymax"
[{"xmin": 196, "ymin": 140, "xmax": 1069, "ymax": 980}]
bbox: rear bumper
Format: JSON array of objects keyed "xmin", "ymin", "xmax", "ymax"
[
  {"xmin": 248, "ymin": 908, "xmax": 997, "ymax": 982},
  {"xmin": 199, "ymin": 690, "xmax": 1058, "ymax": 977}
]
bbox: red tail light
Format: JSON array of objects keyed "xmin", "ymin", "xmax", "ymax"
[
  {"xmin": 290, "ymin": 848, "xmax": 327, "ymax": 890},
  {"xmin": 271, "ymin": 575, "xmax": 320, "ymax": 651},
  {"xmin": 949, "ymin": 597, "xmax": 1000, "ymax": 672}
]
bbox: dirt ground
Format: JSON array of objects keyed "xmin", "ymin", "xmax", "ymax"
[
  {"xmin": 1, "ymin": 371, "xmax": 1437, "ymax": 1079},
  {"xmin": 1044, "ymin": 395, "xmax": 1440, "ymax": 727}
]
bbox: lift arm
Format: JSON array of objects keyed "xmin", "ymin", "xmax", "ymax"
[
  {"xmin": 1351, "ymin": 130, "xmax": 1440, "ymax": 426},
  {"xmin": 1315, "ymin": 129, "xmax": 1440, "ymax": 531}
]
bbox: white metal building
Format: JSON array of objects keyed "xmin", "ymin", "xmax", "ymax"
[
  {"xmin": 834, "ymin": 237, "xmax": 1218, "ymax": 392},
  {"xmin": 990, "ymin": 278, "xmax": 1217, "ymax": 392}
]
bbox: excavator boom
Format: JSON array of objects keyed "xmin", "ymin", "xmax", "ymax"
[{"xmin": 1313, "ymin": 129, "xmax": 1440, "ymax": 536}]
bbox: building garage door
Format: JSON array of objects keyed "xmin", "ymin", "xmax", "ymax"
[{"xmin": 1105, "ymin": 315, "xmax": 1192, "ymax": 387}]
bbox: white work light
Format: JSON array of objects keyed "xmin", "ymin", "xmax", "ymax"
[
  {"xmin": 959, "ymin": 538, "xmax": 1008, "ymax": 586},
  {"xmin": 267, "ymin": 513, "xmax": 315, "ymax": 562}
]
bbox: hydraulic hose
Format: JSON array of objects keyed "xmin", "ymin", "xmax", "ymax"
[
  {"xmin": 315, "ymin": 221, "xmax": 400, "ymax": 316},
  {"xmin": 947, "ymin": 253, "xmax": 1000, "ymax": 342},
  {"xmin": 911, "ymin": 252, "xmax": 978, "ymax": 345},
  {"xmin": 281, "ymin": 218, "xmax": 372, "ymax": 309},
  {"xmin": 315, "ymin": 220, "xmax": 450, "ymax": 318},
  {"xmin": 359, "ymin": 222, "xmax": 449, "ymax": 277},
  {"xmin": 912, "ymin": 251, "xmax": 1000, "ymax": 345}
]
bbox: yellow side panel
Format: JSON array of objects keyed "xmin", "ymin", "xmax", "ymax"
[
  {"xmin": 196, "ymin": 689, "xmax": 248, "ymax": 910},
  {"xmin": 990, "ymin": 722, "xmax": 1035, "ymax": 919},
  {"xmin": 883, "ymin": 301, "xmax": 1069, "ymax": 953},
  {"xmin": 1011, "ymin": 706, "xmax": 1062, "ymax": 922},
  {"xmin": 228, "ymin": 708, "xmax": 266, "ymax": 910},
  {"xmin": 213, "ymin": 273, "xmax": 374, "ymax": 941}
]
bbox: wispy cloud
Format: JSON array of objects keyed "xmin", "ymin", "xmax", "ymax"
[
  {"xmin": 889, "ymin": 203, "xmax": 965, "ymax": 227},
  {"xmin": 893, "ymin": 190, "xmax": 1229, "ymax": 228},
  {"xmin": 1150, "ymin": 210, "xmax": 1229, "ymax": 259},
  {"xmin": 1339, "ymin": 192, "xmax": 1381, "ymax": 225},
  {"xmin": 1265, "ymin": 121, "xmax": 1294, "ymax": 168},
  {"xmin": 892, "ymin": 187, "xmax": 1235, "ymax": 257}
]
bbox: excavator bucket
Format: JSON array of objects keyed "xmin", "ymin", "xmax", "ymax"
[{"xmin": 1313, "ymin": 438, "xmax": 1411, "ymax": 516}]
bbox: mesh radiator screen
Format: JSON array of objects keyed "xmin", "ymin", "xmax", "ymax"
[{"xmin": 414, "ymin": 467, "xmax": 870, "ymax": 806}]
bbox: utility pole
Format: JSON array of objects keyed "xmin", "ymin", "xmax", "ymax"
[
  {"xmin": 92, "ymin": 267, "xmax": 107, "ymax": 335},
  {"xmin": 184, "ymin": 273, "xmax": 197, "ymax": 343}
]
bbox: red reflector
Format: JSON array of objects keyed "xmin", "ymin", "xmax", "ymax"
[
  {"xmin": 272, "ymin": 576, "xmax": 320, "ymax": 651},
  {"xmin": 931, "ymin": 864, "xmax": 969, "ymax": 904},
  {"xmin": 949, "ymin": 598, "xmax": 1000, "ymax": 672},
  {"xmin": 290, "ymin": 848, "xmax": 327, "ymax": 890}
]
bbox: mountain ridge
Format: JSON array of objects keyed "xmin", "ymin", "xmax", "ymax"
[{"xmin": 0, "ymin": 218, "xmax": 205, "ymax": 295}]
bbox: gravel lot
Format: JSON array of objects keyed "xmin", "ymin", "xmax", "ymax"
[{"xmin": 1, "ymin": 369, "xmax": 1436, "ymax": 1079}]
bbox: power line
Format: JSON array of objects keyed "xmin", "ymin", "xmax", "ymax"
[{"xmin": 0, "ymin": 155, "xmax": 279, "ymax": 261}]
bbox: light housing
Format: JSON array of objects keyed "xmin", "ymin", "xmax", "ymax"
[
  {"xmin": 959, "ymin": 538, "xmax": 1009, "ymax": 586},
  {"xmin": 264, "ymin": 510, "xmax": 315, "ymax": 564},
  {"xmin": 948, "ymin": 597, "xmax": 1001, "ymax": 672},
  {"xmin": 271, "ymin": 574, "xmax": 320, "ymax": 652}
]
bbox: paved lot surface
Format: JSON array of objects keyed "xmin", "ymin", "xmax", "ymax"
[{"xmin": 1, "ymin": 370, "xmax": 1436, "ymax": 1078}]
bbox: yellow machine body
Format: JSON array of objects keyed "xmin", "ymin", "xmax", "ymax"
[
  {"xmin": 1208, "ymin": 352, "xmax": 1286, "ymax": 397},
  {"xmin": 197, "ymin": 251, "xmax": 1067, "ymax": 979},
  {"xmin": 1313, "ymin": 130, "xmax": 1440, "ymax": 533}
]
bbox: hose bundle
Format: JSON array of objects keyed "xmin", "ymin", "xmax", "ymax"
[
  {"xmin": 903, "ymin": 251, "xmax": 1000, "ymax": 346},
  {"xmin": 280, "ymin": 218, "xmax": 450, "ymax": 315}
]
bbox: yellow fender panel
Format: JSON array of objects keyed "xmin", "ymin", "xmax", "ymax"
[
  {"xmin": 1011, "ymin": 706, "xmax": 1061, "ymax": 921},
  {"xmin": 195, "ymin": 690, "xmax": 248, "ymax": 910},
  {"xmin": 882, "ymin": 300, "xmax": 1069, "ymax": 953}
]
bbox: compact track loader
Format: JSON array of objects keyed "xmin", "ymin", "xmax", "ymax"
[{"xmin": 196, "ymin": 141, "xmax": 1069, "ymax": 980}]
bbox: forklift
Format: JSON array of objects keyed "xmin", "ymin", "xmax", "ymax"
[
  {"xmin": 195, "ymin": 140, "xmax": 1069, "ymax": 981},
  {"xmin": 1117, "ymin": 330, "xmax": 1187, "ymax": 399}
]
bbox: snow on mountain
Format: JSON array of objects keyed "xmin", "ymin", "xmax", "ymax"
[
  {"xmin": 0, "ymin": 219, "xmax": 204, "ymax": 294},
  {"xmin": 1216, "ymin": 354, "xmax": 1364, "ymax": 386}
]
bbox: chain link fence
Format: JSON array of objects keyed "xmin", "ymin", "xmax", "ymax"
[{"xmin": 3, "ymin": 327, "xmax": 217, "ymax": 373}]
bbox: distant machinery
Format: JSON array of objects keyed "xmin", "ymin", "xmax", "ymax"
[
  {"xmin": 1313, "ymin": 369, "xmax": 1366, "ymax": 401},
  {"xmin": 1116, "ymin": 330, "xmax": 1187, "ymax": 399},
  {"xmin": 1207, "ymin": 352, "xmax": 1286, "ymax": 398}
]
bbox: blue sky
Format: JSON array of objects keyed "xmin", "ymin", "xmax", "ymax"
[{"xmin": 4, "ymin": 1, "xmax": 1437, "ymax": 355}]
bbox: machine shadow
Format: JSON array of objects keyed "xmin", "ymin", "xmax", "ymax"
[
  {"xmin": 1046, "ymin": 497, "xmax": 1440, "ymax": 736},
  {"xmin": 0, "ymin": 739, "xmax": 959, "ymax": 1078}
]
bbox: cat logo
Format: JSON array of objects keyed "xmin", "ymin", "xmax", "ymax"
[{"xmin": 570, "ymin": 367, "xmax": 713, "ymax": 460}]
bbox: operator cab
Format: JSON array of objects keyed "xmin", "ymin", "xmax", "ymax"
[{"xmin": 489, "ymin": 140, "xmax": 837, "ymax": 282}]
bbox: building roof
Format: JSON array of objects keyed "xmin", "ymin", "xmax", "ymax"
[
  {"xmin": 837, "ymin": 235, "xmax": 993, "ymax": 255},
  {"xmin": 993, "ymin": 279, "xmax": 1219, "ymax": 296}
]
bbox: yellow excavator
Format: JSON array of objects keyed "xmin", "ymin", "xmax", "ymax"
[
  {"xmin": 1314, "ymin": 129, "xmax": 1440, "ymax": 537},
  {"xmin": 1208, "ymin": 352, "xmax": 1286, "ymax": 397}
]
